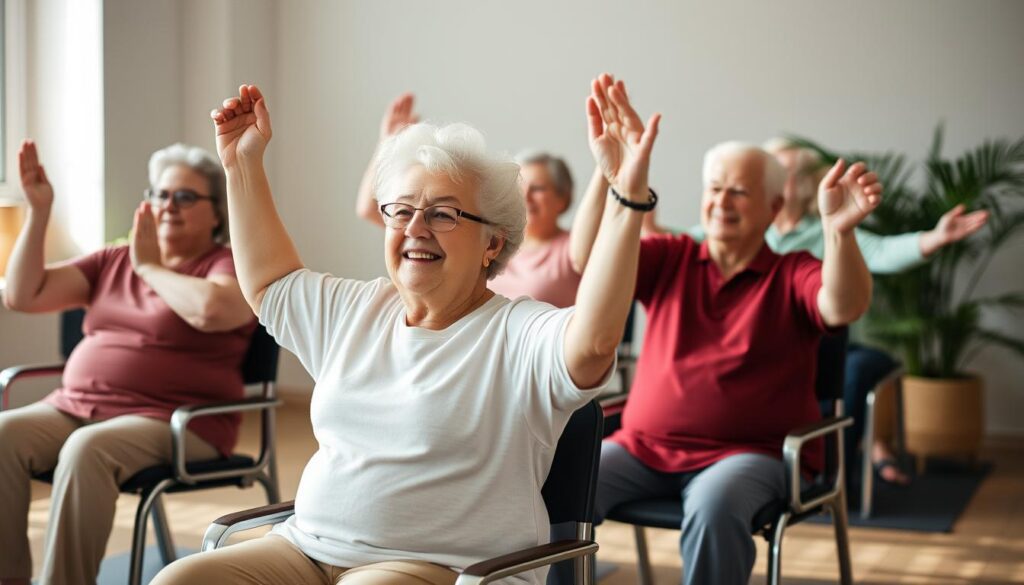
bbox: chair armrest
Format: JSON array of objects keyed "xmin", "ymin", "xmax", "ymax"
[
  {"xmin": 170, "ymin": 397, "xmax": 283, "ymax": 484},
  {"xmin": 455, "ymin": 539, "xmax": 599, "ymax": 585},
  {"xmin": 0, "ymin": 363, "xmax": 65, "ymax": 411},
  {"xmin": 783, "ymin": 415, "xmax": 853, "ymax": 514},
  {"xmin": 202, "ymin": 500, "xmax": 296, "ymax": 552}
]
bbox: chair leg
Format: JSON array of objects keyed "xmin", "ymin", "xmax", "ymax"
[
  {"xmin": 632, "ymin": 525, "xmax": 653, "ymax": 585},
  {"xmin": 256, "ymin": 472, "xmax": 281, "ymax": 505},
  {"xmin": 151, "ymin": 495, "xmax": 177, "ymax": 566},
  {"xmin": 767, "ymin": 512, "xmax": 790, "ymax": 585},
  {"xmin": 828, "ymin": 496, "xmax": 854, "ymax": 585},
  {"xmin": 129, "ymin": 480, "xmax": 174, "ymax": 585},
  {"xmin": 861, "ymin": 390, "xmax": 877, "ymax": 519}
]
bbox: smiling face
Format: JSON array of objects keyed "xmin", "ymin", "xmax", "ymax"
[
  {"xmin": 151, "ymin": 164, "xmax": 220, "ymax": 249},
  {"xmin": 383, "ymin": 165, "xmax": 504, "ymax": 305},
  {"xmin": 701, "ymin": 151, "xmax": 780, "ymax": 245},
  {"xmin": 520, "ymin": 162, "xmax": 568, "ymax": 235}
]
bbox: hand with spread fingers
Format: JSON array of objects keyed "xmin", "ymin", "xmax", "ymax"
[
  {"xmin": 130, "ymin": 202, "xmax": 162, "ymax": 274},
  {"xmin": 817, "ymin": 159, "xmax": 884, "ymax": 234},
  {"xmin": 210, "ymin": 84, "xmax": 273, "ymax": 170},
  {"xmin": 587, "ymin": 73, "xmax": 661, "ymax": 202},
  {"xmin": 919, "ymin": 203, "xmax": 990, "ymax": 256},
  {"xmin": 18, "ymin": 140, "xmax": 54, "ymax": 211}
]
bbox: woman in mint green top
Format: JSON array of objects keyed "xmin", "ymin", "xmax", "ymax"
[{"xmin": 681, "ymin": 141, "xmax": 988, "ymax": 487}]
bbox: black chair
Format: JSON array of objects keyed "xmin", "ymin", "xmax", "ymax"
[
  {"xmin": 202, "ymin": 400, "xmax": 606, "ymax": 585},
  {"xmin": 599, "ymin": 329, "xmax": 853, "ymax": 585},
  {"xmin": 858, "ymin": 361, "xmax": 906, "ymax": 518},
  {"xmin": 0, "ymin": 309, "xmax": 282, "ymax": 585}
]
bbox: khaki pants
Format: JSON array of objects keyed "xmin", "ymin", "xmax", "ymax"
[
  {"xmin": 0, "ymin": 402, "xmax": 219, "ymax": 584},
  {"xmin": 152, "ymin": 534, "xmax": 459, "ymax": 585}
]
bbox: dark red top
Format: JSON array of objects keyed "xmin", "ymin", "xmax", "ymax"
[
  {"xmin": 44, "ymin": 245, "xmax": 256, "ymax": 457},
  {"xmin": 609, "ymin": 234, "xmax": 828, "ymax": 473}
]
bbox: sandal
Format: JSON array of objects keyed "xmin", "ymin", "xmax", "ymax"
[{"xmin": 873, "ymin": 458, "xmax": 911, "ymax": 486}]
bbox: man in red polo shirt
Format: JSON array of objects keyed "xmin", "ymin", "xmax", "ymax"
[{"xmin": 569, "ymin": 140, "xmax": 880, "ymax": 585}]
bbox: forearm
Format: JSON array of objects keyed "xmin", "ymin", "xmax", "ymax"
[
  {"xmin": 818, "ymin": 226, "xmax": 872, "ymax": 326},
  {"xmin": 568, "ymin": 167, "xmax": 609, "ymax": 273},
  {"xmin": 225, "ymin": 158, "xmax": 303, "ymax": 312},
  {"xmin": 3, "ymin": 207, "xmax": 50, "ymax": 309},
  {"xmin": 565, "ymin": 197, "xmax": 644, "ymax": 388},
  {"xmin": 134, "ymin": 266, "xmax": 243, "ymax": 331},
  {"xmin": 355, "ymin": 145, "xmax": 385, "ymax": 227}
]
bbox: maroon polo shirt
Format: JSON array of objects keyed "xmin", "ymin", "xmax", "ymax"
[
  {"xmin": 609, "ymin": 234, "xmax": 828, "ymax": 473},
  {"xmin": 44, "ymin": 245, "xmax": 256, "ymax": 457}
]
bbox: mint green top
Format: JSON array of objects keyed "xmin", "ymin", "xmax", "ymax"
[{"xmin": 684, "ymin": 216, "xmax": 925, "ymax": 275}]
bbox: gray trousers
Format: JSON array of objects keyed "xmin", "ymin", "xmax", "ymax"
[{"xmin": 552, "ymin": 441, "xmax": 785, "ymax": 585}]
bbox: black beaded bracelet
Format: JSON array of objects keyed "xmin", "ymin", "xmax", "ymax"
[{"xmin": 609, "ymin": 186, "xmax": 658, "ymax": 212}]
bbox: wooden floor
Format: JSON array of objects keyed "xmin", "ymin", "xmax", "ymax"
[{"xmin": 26, "ymin": 396, "xmax": 1024, "ymax": 584}]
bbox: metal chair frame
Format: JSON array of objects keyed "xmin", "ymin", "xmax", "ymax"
[{"xmin": 0, "ymin": 309, "xmax": 281, "ymax": 585}]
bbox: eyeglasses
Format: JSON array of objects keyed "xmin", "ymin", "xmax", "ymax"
[
  {"xmin": 144, "ymin": 188, "xmax": 216, "ymax": 209},
  {"xmin": 379, "ymin": 202, "xmax": 491, "ymax": 233}
]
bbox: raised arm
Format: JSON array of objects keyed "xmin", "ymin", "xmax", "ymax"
[
  {"xmin": 128, "ymin": 202, "xmax": 253, "ymax": 332},
  {"xmin": 2, "ymin": 140, "xmax": 90, "ymax": 313},
  {"xmin": 568, "ymin": 165, "xmax": 609, "ymax": 273},
  {"xmin": 355, "ymin": 93, "xmax": 419, "ymax": 228},
  {"xmin": 918, "ymin": 203, "xmax": 989, "ymax": 257},
  {"xmin": 211, "ymin": 85, "xmax": 303, "ymax": 314},
  {"xmin": 565, "ymin": 74, "xmax": 660, "ymax": 388},
  {"xmin": 816, "ymin": 159, "xmax": 882, "ymax": 326}
]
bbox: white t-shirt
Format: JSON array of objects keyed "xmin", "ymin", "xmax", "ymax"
[{"xmin": 260, "ymin": 269, "xmax": 609, "ymax": 585}]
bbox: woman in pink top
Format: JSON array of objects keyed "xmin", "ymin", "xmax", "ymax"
[
  {"xmin": 355, "ymin": 95, "xmax": 583, "ymax": 307},
  {"xmin": 0, "ymin": 141, "xmax": 255, "ymax": 585}
]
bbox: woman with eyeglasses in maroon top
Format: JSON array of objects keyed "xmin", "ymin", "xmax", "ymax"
[{"xmin": 0, "ymin": 141, "xmax": 255, "ymax": 585}]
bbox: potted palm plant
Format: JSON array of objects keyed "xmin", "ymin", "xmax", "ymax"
[{"xmin": 793, "ymin": 127, "xmax": 1024, "ymax": 463}]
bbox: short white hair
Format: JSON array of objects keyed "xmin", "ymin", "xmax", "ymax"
[
  {"xmin": 374, "ymin": 123, "xmax": 526, "ymax": 279},
  {"xmin": 701, "ymin": 141, "xmax": 786, "ymax": 201},
  {"xmin": 148, "ymin": 143, "xmax": 228, "ymax": 243}
]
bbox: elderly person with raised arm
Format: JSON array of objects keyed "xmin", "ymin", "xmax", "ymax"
[
  {"xmin": 0, "ymin": 142, "xmax": 255, "ymax": 585},
  {"xmin": 569, "ymin": 103, "xmax": 882, "ymax": 585},
  {"xmin": 355, "ymin": 93, "xmax": 666, "ymax": 308},
  {"xmin": 681, "ymin": 139, "xmax": 988, "ymax": 486},
  {"xmin": 152, "ymin": 77, "xmax": 660, "ymax": 585}
]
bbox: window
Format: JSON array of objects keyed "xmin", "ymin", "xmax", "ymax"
[{"xmin": 0, "ymin": 0, "xmax": 26, "ymax": 197}]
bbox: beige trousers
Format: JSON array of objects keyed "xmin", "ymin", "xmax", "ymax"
[
  {"xmin": 151, "ymin": 534, "xmax": 460, "ymax": 585},
  {"xmin": 0, "ymin": 402, "xmax": 219, "ymax": 585}
]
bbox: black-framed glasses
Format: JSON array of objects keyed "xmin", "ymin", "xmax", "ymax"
[
  {"xmin": 379, "ymin": 202, "xmax": 491, "ymax": 233},
  {"xmin": 144, "ymin": 188, "xmax": 216, "ymax": 209}
]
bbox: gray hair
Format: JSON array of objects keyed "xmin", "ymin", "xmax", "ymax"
[
  {"xmin": 148, "ymin": 143, "xmax": 229, "ymax": 243},
  {"xmin": 701, "ymin": 141, "xmax": 786, "ymax": 202},
  {"xmin": 515, "ymin": 149, "xmax": 575, "ymax": 211},
  {"xmin": 374, "ymin": 123, "xmax": 526, "ymax": 280}
]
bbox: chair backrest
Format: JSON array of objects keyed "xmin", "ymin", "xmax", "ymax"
[
  {"xmin": 541, "ymin": 400, "xmax": 604, "ymax": 525},
  {"xmin": 60, "ymin": 308, "xmax": 278, "ymax": 385},
  {"xmin": 60, "ymin": 308, "xmax": 86, "ymax": 360},
  {"xmin": 814, "ymin": 327, "xmax": 849, "ymax": 402},
  {"xmin": 241, "ymin": 324, "xmax": 279, "ymax": 385}
]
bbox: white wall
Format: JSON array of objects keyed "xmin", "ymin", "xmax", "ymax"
[
  {"xmin": 3, "ymin": 0, "xmax": 1023, "ymax": 433},
  {"xmin": 269, "ymin": 0, "xmax": 1024, "ymax": 433}
]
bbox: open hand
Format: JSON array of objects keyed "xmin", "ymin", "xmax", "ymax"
[
  {"xmin": 18, "ymin": 140, "xmax": 54, "ymax": 210},
  {"xmin": 211, "ymin": 84, "xmax": 273, "ymax": 170},
  {"xmin": 922, "ymin": 204, "xmax": 990, "ymax": 255},
  {"xmin": 380, "ymin": 93, "xmax": 419, "ymax": 142},
  {"xmin": 818, "ymin": 159, "xmax": 883, "ymax": 234},
  {"xmin": 130, "ymin": 202, "xmax": 162, "ymax": 273},
  {"xmin": 587, "ymin": 74, "xmax": 660, "ymax": 201}
]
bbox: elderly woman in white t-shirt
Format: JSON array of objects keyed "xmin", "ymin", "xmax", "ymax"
[{"xmin": 152, "ymin": 76, "xmax": 660, "ymax": 585}]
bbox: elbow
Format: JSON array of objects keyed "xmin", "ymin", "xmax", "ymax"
[
  {"xmin": 3, "ymin": 290, "xmax": 27, "ymax": 312},
  {"xmin": 356, "ymin": 201, "xmax": 379, "ymax": 224},
  {"xmin": 189, "ymin": 296, "xmax": 231, "ymax": 333}
]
